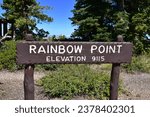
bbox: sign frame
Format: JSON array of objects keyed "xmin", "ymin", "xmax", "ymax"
[{"xmin": 16, "ymin": 41, "xmax": 132, "ymax": 64}]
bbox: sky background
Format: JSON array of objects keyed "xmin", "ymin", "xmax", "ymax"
[{"xmin": 0, "ymin": 0, "xmax": 76, "ymax": 37}]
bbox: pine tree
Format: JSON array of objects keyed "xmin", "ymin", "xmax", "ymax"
[
  {"xmin": 71, "ymin": 0, "xmax": 150, "ymax": 54},
  {"xmin": 1, "ymin": 0, "xmax": 53, "ymax": 39},
  {"xmin": 70, "ymin": 0, "xmax": 111, "ymax": 41}
]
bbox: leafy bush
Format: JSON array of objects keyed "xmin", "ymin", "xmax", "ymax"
[
  {"xmin": 40, "ymin": 64, "xmax": 110, "ymax": 99},
  {"xmin": 0, "ymin": 41, "xmax": 17, "ymax": 71},
  {"xmin": 123, "ymin": 54, "xmax": 150, "ymax": 73},
  {"xmin": 36, "ymin": 64, "xmax": 61, "ymax": 71}
]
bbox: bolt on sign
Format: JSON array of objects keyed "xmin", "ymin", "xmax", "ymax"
[{"xmin": 16, "ymin": 41, "xmax": 132, "ymax": 64}]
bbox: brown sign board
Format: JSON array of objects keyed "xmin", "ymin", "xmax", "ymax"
[{"xmin": 16, "ymin": 41, "xmax": 132, "ymax": 64}]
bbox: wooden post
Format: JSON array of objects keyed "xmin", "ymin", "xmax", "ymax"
[
  {"xmin": 24, "ymin": 34, "xmax": 35, "ymax": 100},
  {"xmin": 110, "ymin": 63, "xmax": 120, "ymax": 100},
  {"xmin": 24, "ymin": 64, "xmax": 35, "ymax": 100},
  {"xmin": 110, "ymin": 35, "xmax": 124, "ymax": 100}
]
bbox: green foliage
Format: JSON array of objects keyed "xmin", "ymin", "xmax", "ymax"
[
  {"xmin": 40, "ymin": 65, "xmax": 110, "ymax": 99},
  {"xmin": 112, "ymin": 11, "xmax": 129, "ymax": 37},
  {"xmin": 0, "ymin": 41, "xmax": 17, "ymax": 71},
  {"xmin": 1, "ymin": 0, "xmax": 53, "ymax": 39},
  {"xmin": 48, "ymin": 35, "xmax": 67, "ymax": 41},
  {"xmin": 70, "ymin": 0, "xmax": 150, "ymax": 54},
  {"xmin": 70, "ymin": 0, "xmax": 111, "ymax": 41},
  {"xmin": 35, "ymin": 29, "xmax": 49, "ymax": 40},
  {"xmin": 133, "ymin": 38, "xmax": 145, "ymax": 55},
  {"xmin": 123, "ymin": 54, "xmax": 150, "ymax": 73},
  {"xmin": 36, "ymin": 64, "xmax": 62, "ymax": 71},
  {"xmin": 57, "ymin": 35, "xmax": 66, "ymax": 41}
]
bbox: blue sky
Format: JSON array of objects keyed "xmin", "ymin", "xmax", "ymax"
[{"xmin": 0, "ymin": 0, "xmax": 75, "ymax": 37}]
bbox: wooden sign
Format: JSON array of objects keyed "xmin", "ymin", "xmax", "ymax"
[{"xmin": 16, "ymin": 41, "xmax": 132, "ymax": 64}]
